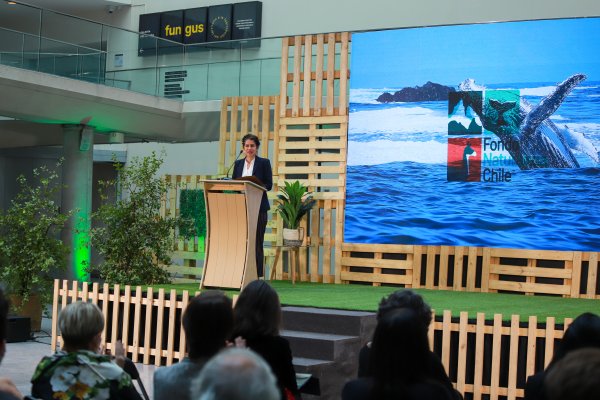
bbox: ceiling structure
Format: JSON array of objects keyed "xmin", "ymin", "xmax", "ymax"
[
  {"xmin": 9, "ymin": 0, "xmax": 131, "ymax": 16},
  {"xmin": 0, "ymin": 64, "xmax": 221, "ymax": 148}
]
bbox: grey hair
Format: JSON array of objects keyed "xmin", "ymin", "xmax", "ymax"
[
  {"xmin": 192, "ymin": 348, "xmax": 279, "ymax": 400},
  {"xmin": 59, "ymin": 301, "xmax": 104, "ymax": 348}
]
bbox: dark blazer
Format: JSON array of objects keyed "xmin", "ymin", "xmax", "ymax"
[{"xmin": 232, "ymin": 155, "xmax": 273, "ymax": 213}]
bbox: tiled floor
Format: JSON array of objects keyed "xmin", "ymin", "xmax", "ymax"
[{"xmin": 1, "ymin": 317, "xmax": 156, "ymax": 399}]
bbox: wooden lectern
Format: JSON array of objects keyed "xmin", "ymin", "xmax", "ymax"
[{"xmin": 200, "ymin": 179, "xmax": 266, "ymax": 289}]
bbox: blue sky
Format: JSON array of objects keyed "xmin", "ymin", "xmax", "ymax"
[{"xmin": 351, "ymin": 18, "xmax": 600, "ymax": 88}]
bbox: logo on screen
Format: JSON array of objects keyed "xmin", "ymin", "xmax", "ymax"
[{"xmin": 447, "ymin": 138, "xmax": 482, "ymax": 181}]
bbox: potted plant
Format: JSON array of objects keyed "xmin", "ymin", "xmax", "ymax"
[
  {"xmin": 90, "ymin": 152, "xmax": 188, "ymax": 285},
  {"xmin": 0, "ymin": 163, "xmax": 71, "ymax": 331},
  {"xmin": 275, "ymin": 181, "xmax": 316, "ymax": 246}
]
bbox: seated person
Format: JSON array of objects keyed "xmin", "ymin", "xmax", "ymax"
[
  {"xmin": 524, "ymin": 312, "xmax": 600, "ymax": 400},
  {"xmin": 358, "ymin": 289, "xmax": 457, "ymax": 397},
  {"xmin": 232, "ymin": 280, "xmax": 299, "ymax": 400},
  {"xmin": 343, "ymin": 309, "xmax": 461, "ymax": 400},
  {"xmin": 31, "ymin": 301, "xmax": 141, "ymax": 400},
  {"xmin": 154, "ymin": 291, "xmax": 233, "ymax": 400},
  {"xmin": 192, "ymin": 348, "xmax": 279, "ymax": 400},
  {"xmin": 0, "ymin": 288, "xmax": 22, "ymax": 400}
]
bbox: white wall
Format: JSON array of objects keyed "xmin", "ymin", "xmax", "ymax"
[
  {"xmin": 97, "ymin": 141, "xmax": 221, "ymax": 176},
  {"xmin": 119, "ymin": 0, "xmax": 600, "ymax": 38}
]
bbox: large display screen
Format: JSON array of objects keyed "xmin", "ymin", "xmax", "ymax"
[{"xmin": 344, "ymin": 18, "xmax": 600, "ymax": 251}]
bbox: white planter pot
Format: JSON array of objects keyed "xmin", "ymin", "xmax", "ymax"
[{"xmin": 283, "ymin": 227, "xmax": 304, "ymax": 247}]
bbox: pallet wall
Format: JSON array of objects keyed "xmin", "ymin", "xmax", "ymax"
[
  {"xmin": 341, "ymin": 244, "xmax": 600, "ymax": 298},
  {"xmin": 276, "ymin": 33, "xmax": 350, "ymax": 283}
]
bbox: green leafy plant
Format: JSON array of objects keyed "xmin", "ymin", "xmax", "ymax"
[
  {"xmin": 179, "ymin": 189, "xmax": 206, "ymax": 239},
  {"xmin": 0, "ymin": 162, "xmax": 71, "ymax": 308},
  {"xmin": 275, "ymin": 181, "xmax": 316, "ymax": 229},
  {"xmin": 90, "ymin": 152, "xmax": 189, "ymax": 285}
]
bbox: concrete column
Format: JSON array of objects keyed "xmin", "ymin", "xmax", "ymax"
[{"xmin": 61, "ymin": 125, "xmax": 94, "ymax": 281}]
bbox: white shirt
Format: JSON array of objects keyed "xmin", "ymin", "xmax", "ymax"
[{"xmin": 242, "ymin": 158, "xmax": 255, "ymax": 177}]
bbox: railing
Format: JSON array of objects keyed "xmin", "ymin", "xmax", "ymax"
[{"xmin": 0, "ymin": 1, "xmax": 287, "ymax": 101}]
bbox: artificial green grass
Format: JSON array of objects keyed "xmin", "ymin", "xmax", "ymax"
[{"xmin": 146, "ymin": 281, "xmax": 600, "ymax": 322}]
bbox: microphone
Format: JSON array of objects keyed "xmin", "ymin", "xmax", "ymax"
[{"xmin": 224, "ymin": 150, "xmax": 244, "ymax": 179}]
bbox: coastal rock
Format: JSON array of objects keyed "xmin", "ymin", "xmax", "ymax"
[{"xmin": 377, "ymin": 81, "xmax": 455, "ymax": 103}]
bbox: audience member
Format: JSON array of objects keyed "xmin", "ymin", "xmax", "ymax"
[
  {"xmin": 524, "ymin": 312, "xmax": 600, "ymax": 400},
  {"xmin": 342, "ymin": 308, "xmax": 459, "ymax": 400},
  {"xmin": 154, "ymin": 291, "xmax": 233, "ymax": 400},
  {"xmin": 232, "ymin": 280, "xmax": 299, "ymax": 400},
  {"xmin": 358, "ymin": 289, "xmax": 456, "ymax": 396},
  {"xmin": 544, "ymin": 347, "xmax": 600, "ymax": 400},
  {"xmin": 191, "ymin": 347, "xmax": 279, "ymax": 400},
  {"xmin": 31, "ymin": 301, "xmax": 141, "ymax": 400},
  {"xmin": 0, "ymin": 288, "xmax": 22, "ymax": 400}
]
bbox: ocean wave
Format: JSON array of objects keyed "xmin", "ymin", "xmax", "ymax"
[
  {"xmin": 350, "ymin": 88, "xmax": 403, "ymax": 104},
  {"xmin": 347, "ymin": 139, "xmax": 447, "ymax": 165},
  {"xmin": 566, "ymin": 122, "xmax": 600, "ymax": 135},
  {"xmin": 349, "ymin": 105, "xmax": 447, "ymax": 135},
  {"xmin": 498, "ymin": 86, "xmax": 556, "ymax": 97}
]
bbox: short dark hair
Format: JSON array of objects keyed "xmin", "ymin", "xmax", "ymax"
[
  {"xmin": 0, "ymin": 288, "xmax": 8, "ymax": 342},
  {"xmin": 233, "ymin": 280, "xmax": 280, "ymax": 339},
  {"xmin": 183, "ymin": 291, "xmax": 233, "ymax": 359},
  {"xmin": 551, "ymin": 312, "xmax": 600, "ymax": 366},
  {"xmin": 241, "ymin": 134, "xmax": 260, "ymax": 148},
  {"xmin": 369, "ymin": 308, "xmax": 432, "ymax": 393},
  {"xmin": 545, "ymin": 348, "xmax": 600, "ymax": 400},
  {"xmin": 377, "ymin": 289, "xmax": 432, "ymax": 328}
]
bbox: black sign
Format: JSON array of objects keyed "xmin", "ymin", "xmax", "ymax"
[
  {"xmin": 184, "ymin": 7, "xmax": 207, "ymax": 44},
  {"xmin": 233, "ymin": 1, "xmax": 262, "ymax": 40},
  {"xmin": 160, "ymin": 10, "xmax": 184, "ymax": 48},
  {"xmin": 138, "ymin": 2, "xmax": 261, "ymax": 56},
  {"xmin": 208, "ymin": 4, "xmax": 232, "ymax": 42},
  {"xmin": 138, "ymin": 13, "xmax": 161, "ymax": 55},
  {"xmin": 164, "ymin": 70, "xmax": 190, "ymax": 99}
]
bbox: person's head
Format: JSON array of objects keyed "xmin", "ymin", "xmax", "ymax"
[
  {"xmin": 59, "ymin": 301, "xmax": 104, "ymax": 351},
  {"xmin": 545, "ymin": 348, "xmax": 600, "ymax": 400},
  {"xmin": 241, "ymin": 134, "xmax": 260, "ymax": 159},
  {"xmin": 192, "ymin": 348, "xmax": 279, "ymax": 400},
  {"xmin": 233, "ymin": 280, "xmax": 280, "ymax": 338},
  {"xmin": 0, "ymin": 288, "xmax": 8, "ymax": 363},
  {"xmin": 551, "ymin": 312, "xmax": 600, "ymax": 365},
  {"xmin": 183, "ymin": 291, "xmax": 233, "ymax": 359},
  {"xmin": 377, "ymin": 289, "xmax": 432, "ymax": 329},
  {"xmin": 369, "ymin": 308, "xmax": 431, "ymax": 386}
]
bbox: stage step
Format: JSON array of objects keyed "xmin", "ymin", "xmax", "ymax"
[
  {"xmin": 281, "ymin": 329, "xmax": 360, "ymax": 361},
  {"xmin": 282, "ymin": 306, "xmax": 376, "ymax": 336},
  {"xmin": 281, "ymin": 306, "xmax": 376, "ymax": 400}
]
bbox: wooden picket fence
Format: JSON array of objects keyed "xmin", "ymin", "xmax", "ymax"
[
  {"xmin": 428, "ymin": 311, "xmax": 572, "ymax": 400},
  {"xmin": 341, "ymin": 244, "xmax": 600, "ymax": 298},
  {"xmin": 53, "ymin": 279, "xmax": 574, "ymax": 400}
]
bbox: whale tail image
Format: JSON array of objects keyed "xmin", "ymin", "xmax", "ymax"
[{"xmin": 458, "ymin": 74, "xmax": 599, "ymax": 170}]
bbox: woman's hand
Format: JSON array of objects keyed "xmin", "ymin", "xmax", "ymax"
[
  {"xmin": 226, "ymin": 336, "xmax": 247, "ymax": 348},
  {"xmin": 113, "ymin": 340, "xmax": 126, "ymax": 368}
]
